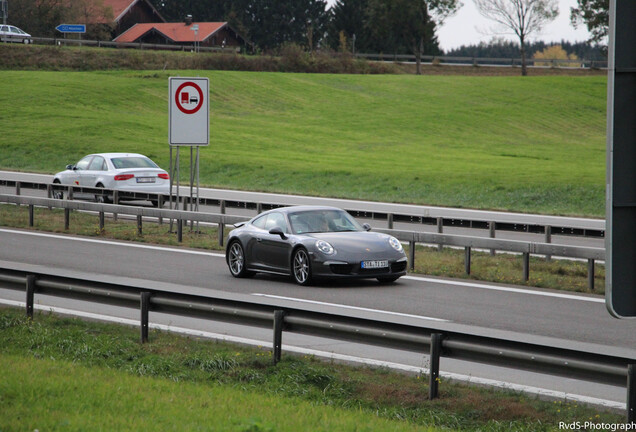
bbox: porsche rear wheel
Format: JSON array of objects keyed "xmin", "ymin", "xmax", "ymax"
[{"xmin": 227, "ymin": 241, "xmax": 254, "ymax": 278}]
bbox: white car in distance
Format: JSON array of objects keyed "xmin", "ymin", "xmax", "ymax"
[
  {"xmin": 53, "ymin": 153, "xmax": 170, "ymax": 206},
  {"xmin": 0, "ymin": 25, "xmax": 32, "ymax": 44}
]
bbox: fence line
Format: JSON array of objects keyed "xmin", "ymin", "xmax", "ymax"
[{"xmin": 18, "ymin": 37, "xmax": 608, "ymax": 70}]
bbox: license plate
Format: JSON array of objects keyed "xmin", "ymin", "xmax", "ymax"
[
  {"xmin": 361, "ymin": 260, "xmax": 388, "ymax": 269},
  {"xmin": 136, "ymin": 177, "xmax": 156, "ymax": 183}
]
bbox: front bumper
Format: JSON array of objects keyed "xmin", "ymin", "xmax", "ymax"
[{"xmin": 312, "ymin": 256, "xmax": 408, "ymax": 279}]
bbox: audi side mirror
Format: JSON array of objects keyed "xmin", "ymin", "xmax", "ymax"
[
  {"xmin": 66, "ymin": 164, "xmax": 75, "ymax": 170},
  {"xmin": 363, "ymin": 223, "xmax": 372, "ymax": 231}
]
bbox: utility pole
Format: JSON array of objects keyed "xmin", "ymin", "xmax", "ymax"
[{"xmin": 2, "ymin": 0, "xmax": 8, "ymax": 25}]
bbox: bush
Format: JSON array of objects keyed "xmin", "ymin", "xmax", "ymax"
[{"xmin": 0, "ymin": 44, "xmax": 400, "ymax": 75}]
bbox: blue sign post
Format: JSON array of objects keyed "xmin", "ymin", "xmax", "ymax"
[{"xmin": 55, "ymin": 24, "xmax": 86, "ymax": 34}]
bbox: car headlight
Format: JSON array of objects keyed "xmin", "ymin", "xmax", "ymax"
[
  {"xmin": 389, "ymin": 236, "xmax": 403, "ymax": 252},
  {"xmin": 316, "ymin": 240, "xmax": 335, "ymax": 255}
]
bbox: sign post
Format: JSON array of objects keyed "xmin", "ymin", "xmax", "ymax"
[
  {"xmin": 1, "ymin": 1, "xmax": 8, "ymax": 25},
  {"xmin": 168, "ymin": 77, "xmax": 210, "ymax": 232},
  {"xmin": 606, "ymin": 0, "xmax": 636, "ymax": 318}
]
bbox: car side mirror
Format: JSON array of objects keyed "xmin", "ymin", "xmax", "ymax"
[
  {"xmin": 269, "ymin": 227, "xmax": 287, "ymax": 239},
  {"xmin": 66, "ymin": 164, "xmax": 75, "ymax": 170},
  {"xmin": 362, "ymin": 223, "xmax": 372, "ymax": 231}
]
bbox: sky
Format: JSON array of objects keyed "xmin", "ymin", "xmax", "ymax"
[{"xmin": 326, "ymin": 0, "xmax": 594, "ymax": 52}]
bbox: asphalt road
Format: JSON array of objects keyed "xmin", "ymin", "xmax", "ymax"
[
  {"xmin": 0, "ymin": 226, "xmax": 634, "ymax": 406},
  {"xmin": 0, "ymin": 227, "xmax": 628, "ymax": 346}
]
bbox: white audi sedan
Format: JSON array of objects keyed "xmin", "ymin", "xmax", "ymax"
[{"xmin": 52, "ymin": 153, "xmax": 170, "ymax": 206}]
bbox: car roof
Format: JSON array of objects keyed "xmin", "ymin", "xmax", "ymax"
[
  {"xmin": 87, "ymin": 153, "xmax": 149, "ymax": 158},
  {"xmin": 263, "ymin": 205, "xmax": 344, "ymax": 215}
]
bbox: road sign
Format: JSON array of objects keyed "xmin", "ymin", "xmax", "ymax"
[
  {"xmin": 606, "ymin": 0, "xmax": 636, "ymax": 318},
  {"xmin": 55, "ymin": 24, "xmax": 86, "ymax": 33},
  {"xmin": 169, "ymin": 77, "xmax": 209, "ymax": 146}
]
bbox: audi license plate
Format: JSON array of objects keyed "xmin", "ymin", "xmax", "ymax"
[
  {"xmin": 361, "ymin": 260, "xmax": 388, "ymax": 269},
  {"xmin": 136, "ymin": 177, "xmax": 156, "ymax": 183}
]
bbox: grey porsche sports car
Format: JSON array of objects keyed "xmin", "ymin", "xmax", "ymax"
[{"xmin": 225, "ymin": 206, "xmax": 408, "ymax": 285}]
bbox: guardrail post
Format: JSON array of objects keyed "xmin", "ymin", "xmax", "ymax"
[
  {"xmin": 388, "ymin": 213, "xmax": 394, "ymax": 229},
  {"xmin": 628, "ymin": 364, "xmax": 636, "ymax": 422},
  {"xmin": 158, "ymin": 195, "xmax": 163, "ymax": 225},
  {"xmin": 218, "ymin": 200, "xmax": 226, "ymax": 247},
  {"xmin": 429, "ymin": 333, "xmax": 442, "ymax": 400},
  {"xmin": 588, "ymin": 259, "xmax": 595, "ymax": 292},
  {"xmin": 273, "ymin": 310, "xmax": 285, "ymax": 365},
  {"xmin": 489, "ymin": 222, "xmax": 496, "ymax": 256},
  {"xmin": 113, "ymin": 191, "xmax": 119, "ymax": 222},
  {"xmin": 523, "ymin": 253, "xmax": 530, "ymax": 282},
  {"xmin": 257, "ymin": 202, "xmax": 263, "ymax": 214},
  {"xmin": 465, "ymin": 247, "xmax": 471, "ymax": 275},
  {"xmin": 137, "ymin": 215, "xmax": 143, "ymax": 236},
  {"xmin": 99, "ymin": 211, "xmax": 105, "ymax": 232},
  {"xmin": 47, "ymin": 184, "xmax": 52, "ymax": 199},
  {"xmin": 26, "ymin": 275, "xmax": 36, "ymax": 319},
  {"xmin": 14, "ymin": 182, "xmax": 20, "ymax": 207},
  {"xmin": 28, "ymin": 205, "xmax": 34, "ymax": 227},
  {"xmin": 177, "ymin": 219, "xmax": 183, "ymax": 242},
  {"xmin": 67, "ymin": 186, "xmax": 73, "ymax": 200},
  {"xmin": 545, "ymin": 226, "xmax": 552, "ymax": 261},
  {"xmin": 409, "ymin": 241, "xmax": 416, "ymax": 271},
  {"xmin": 437, "ymin": 218, "xmax": 443, "ymax": 252},
  {"xmin": 64, "ymin": 208, "xmax": 70, "ymax": 230},
  {"xmin": 140, "ymin": 291, "xmax": 151, "ymax": 344}
]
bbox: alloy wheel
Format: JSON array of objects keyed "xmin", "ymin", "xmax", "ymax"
[
  {"xmin": 293, "ymin": 249, "xmax": 311, "ymax": 285},
  {"xmin": 229, "ymin": 242, "xmax": 245, "ymax": 276}
]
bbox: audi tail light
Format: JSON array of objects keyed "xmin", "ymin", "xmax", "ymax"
[
  {"xmin": 158, "ymin": 173, "xmax": 170, "ymax": 180},
  {"xmin": 114, "ymin": 174, "xmax": 134, "ymax": 181}
]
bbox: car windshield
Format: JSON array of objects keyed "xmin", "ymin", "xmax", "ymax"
[
  {"xmin": 288, "ymin": 210, "xmax": 363, "ymax": 234},
  {"xmin": 110, "ymin": 157, "xmax": 158, "ymax": 169}
]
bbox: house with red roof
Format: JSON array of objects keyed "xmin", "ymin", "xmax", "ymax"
[
  {"xmin": 103, "ymin": 0, "xmax": 166, "ymax": 36},
  {"xmin": 114, "ymin": 18, "xmax": 250, "ymax": 50},
  {"xmin": 76, "ymin": 0, "xmax": 165, "ymax": 39}
]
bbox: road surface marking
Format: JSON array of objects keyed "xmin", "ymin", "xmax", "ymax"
[
  {"xmin": 252, "ymin": 293, "xmax": 450, "ymax": 322},
  {"xmin": 403, "ymin": 275, "xmax": 605, "ymax": 303},
  {"xmin": 0, "ymin": 227, "xmax": 603, "ymax": 303}
]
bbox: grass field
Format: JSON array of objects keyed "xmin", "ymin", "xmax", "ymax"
[
  {"xmin": 0, "ymin": 70, "xmax": 606, "ymax": 217},
  {"xmin": 0, "ymin": 308, "xmax": 623, "ymax": 431}
]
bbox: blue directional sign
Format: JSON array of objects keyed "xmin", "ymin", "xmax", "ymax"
[{"xmin": 55, "ymin": 24, "xmax": 86, "ymax": 34}]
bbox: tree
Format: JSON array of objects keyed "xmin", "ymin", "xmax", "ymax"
[
  {"xmin": 533, "ymin": 44, "xmax": 580, "ymax": 67},
  {"xmin": 328, "ymin": 0, "xmax": 373, "ymax": 53},
  {"xmin": 9, "ymin": 0, "xmax": 112, "ymax": 38},
  {"xmin": 474, "ymin": 0, "xmax": 559, "ymax": 76},
  {"xmin": 367, "ymin": 0, "xmax": 459, "ymax": 74},
  {"xmin": 570, "ymin": 0, "xmax": 608, "ymax": 48}
]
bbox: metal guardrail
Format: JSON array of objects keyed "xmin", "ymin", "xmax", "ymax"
[
  {"xmin": 0, "ymin": 261, "xmax": 633, "ymax": 418},
  {"xmin": 29, "ymin": 36, "xmax": 241, "ymax": 54},
  {"xmin": 0, "ymin": 190, "xmax": 606, "ymax": 290},
  {"xmin": 0, "ymin": 178, "xmax": 606, "ymax": 237},
  {"xmin": 354, "ymin": 52, "xmax": 608, "ymax": 70}
]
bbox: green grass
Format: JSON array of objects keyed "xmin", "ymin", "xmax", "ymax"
[
  {"xmin": 0, "ymin": 308, "xmax": 623, "ymax": 431},
  {"xmin": 0, "ymin": 204, "xmax": 604, "ymax": 294},
  {"xmin": 0, "ymin": 70, "xmax": 606, "ymax": 217}
]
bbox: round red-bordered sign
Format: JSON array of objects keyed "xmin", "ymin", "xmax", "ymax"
[{"xmin": 175, "ymin": 82, "xmax": 204, "ymax": 114}]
